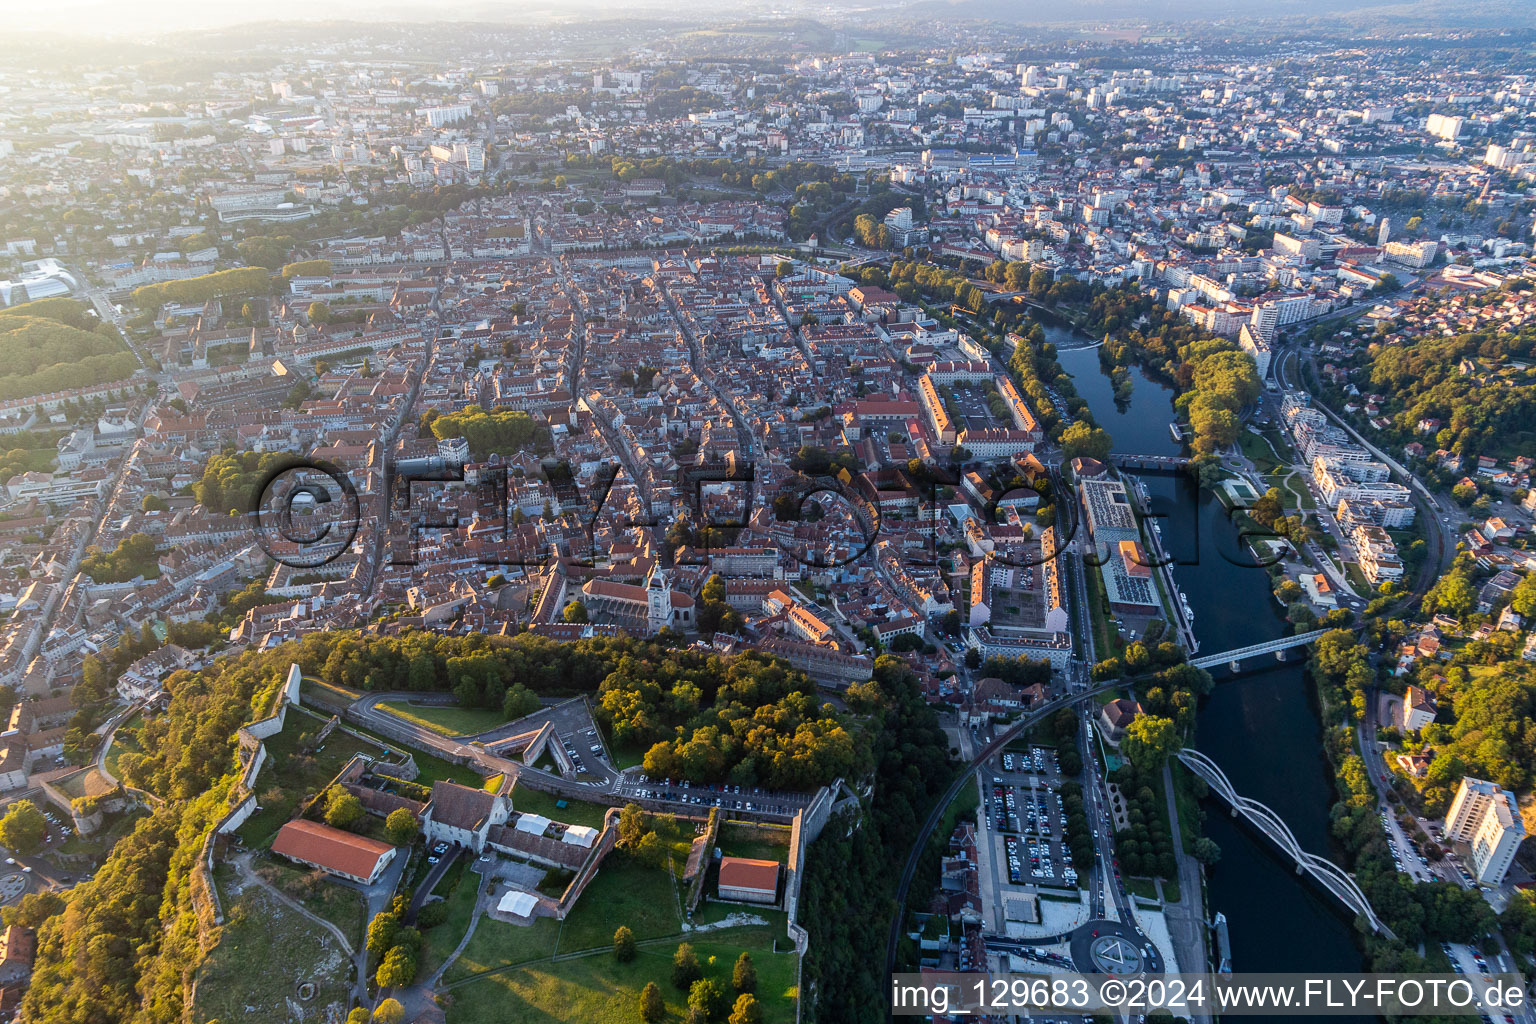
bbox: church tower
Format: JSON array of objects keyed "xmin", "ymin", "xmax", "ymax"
[{"xmin": 646, "ymin": 566, "xmax": 671, "ymax": 635}]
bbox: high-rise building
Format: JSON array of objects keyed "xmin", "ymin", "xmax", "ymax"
[
  {"xmin": 1426, "ymin": 113, "xmax": 1464, "ymax": 142},
  {"xmin": 1377, "ymin": 217, "xmax": 1392, "ymax": 247},
  {"xmin": 1485, "ymin": 144, "xmax": 1517, "ymax": 170},
  {"xmin": 1445, "ymin": 777, "xmax": 1525, "ymax": 886}
]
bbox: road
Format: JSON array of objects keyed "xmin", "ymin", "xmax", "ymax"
[
  {"xmin": 1272, "ymin": 339, "xmax": 1455, "ymax": 600},
  {"xmin": 1161, "ymin": 759, "xmax": 1213, "ymax": 1024},
  {"xmin": 884, "ymin": 675, "xmax": 1150, "ymax": 984},
  {"xmin": 660, "ymin": 276, "xmax": 757, "ymax": 457}
]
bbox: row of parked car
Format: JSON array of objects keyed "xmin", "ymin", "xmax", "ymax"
[
  {"xmin": 632, "ymin": 776, "xmax": 794, "ymax": 815},
  {"xmin": 1001, "ymin": 747, "xmax": 1054, "ymax": 775}
]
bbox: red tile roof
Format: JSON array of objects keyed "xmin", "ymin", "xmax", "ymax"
[
  {"xmin": 718, "ymin": 856, "xmax": 780, "ymax": 894},
  {"xmin": 272, "ymin": 819, "xmax": 394, "ymax": 878}
]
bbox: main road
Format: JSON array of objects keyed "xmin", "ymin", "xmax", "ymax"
[{"xmin": 883, "ymin": 675, "xmax": 1140, "ymax": 982}]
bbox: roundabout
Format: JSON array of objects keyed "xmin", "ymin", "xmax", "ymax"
[
  {"xmin": 0, "ymin": 872, "xmax": 28, "ymax": 905},
  {"xmin": 1068, "ymin": 919, "xmax": 1161, "ymax": 974}
]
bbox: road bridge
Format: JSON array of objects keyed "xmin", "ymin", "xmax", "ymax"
[
  {"xmin": 1115, "ymin": 453, "xmax": 1191, "ymax": 471},
  {"xmin": 1188, "ymin": 629, "xmax": 1330, "ymax": 669},
  {"xmin": 1176, "ymin": 748, "xmax": 1392, "ymax": 937}
]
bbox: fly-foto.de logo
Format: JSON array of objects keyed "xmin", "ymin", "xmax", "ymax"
[{"xmin": 248, "ymin": 450, "xmax": 1285, "ymax": 573}]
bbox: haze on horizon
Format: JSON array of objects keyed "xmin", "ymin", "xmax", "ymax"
[{"xmin": 3, "ymin": 0, "xmax": 1533, "ymax": 41}]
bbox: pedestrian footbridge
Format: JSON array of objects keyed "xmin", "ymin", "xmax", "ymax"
[
  {"xmin": 1176, "ymin": 748, "xmax": 1391, "ymax": 937},
  {"xmin": 1188, "ymin": 629, "xmax": 1330, "ymax": 670}
]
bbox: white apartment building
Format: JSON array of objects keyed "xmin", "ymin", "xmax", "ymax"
[
  {"xmin": 1445, "ymin": 777, "xmax": 1525, "ymax": 886},
  {"xmin": 419, "ymin": 103, "xmax": 473, "ymax": 128},
  {"xmin": 1384, "ymin": 239, "xmax": 1439, "ymax": 269},
  {"xmin": 1426, "ymin": 113, "xmax": 1464, "ymax": 142},
  {"xmin": 1312, "ymin": 456, "xmax": 1411, "ymax": 509},
  {"xmin": 1238, "ymin": 323, "xmax": 1271, "ymax": 379}
]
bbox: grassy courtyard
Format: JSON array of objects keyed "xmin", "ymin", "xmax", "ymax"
[
  {"xmin": 715, "ymin": 823, "xmax": 791, "ymax": 865},
  {"xmin": 443, "ymin": 914, "xmax": 562, "ymax": 983},
  {"xmin": 556, "ymin": 858, "xmax": 682, "ymax": 954},
  {"xmin": 378, "ymin": 699, "xmax": 509, "ymax": 737},
  {"xmin": 103, "ymin": 711, "xmax": 145, "ymax": 779},
  {"xmin": 444, "ymin": 922, "xmax": 798, "ymax": 1024},
  {"xmin": 421, "ymin": 865, "xmax": 485, "ymax": 979},
  {"xmin": 236, "ymin": 718, "xmax": 388, "ymax": 847}
]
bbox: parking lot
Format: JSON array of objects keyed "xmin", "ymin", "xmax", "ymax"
[
  {"xmin": 481, "ymin": 698, "xmax": 620, "ymax": 787},
  {"xmin": 613, "ymin": 774, "xmax": 807, "ymax": 820},
  {"xmin": 992, "ymin": 747, "xmax": 1076, "ymax": 888},
  {"xmin": 950, "ymin": 383, "xmax": 1005, "ymax": 433}
]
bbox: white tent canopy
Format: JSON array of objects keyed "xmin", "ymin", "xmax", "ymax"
[
  {"xmin": 496, "ymin": 890, "xmax": 538, "ymax": 918},
  {"xmin": 561, "ymin": 825, "xmax": 598, "ymax": 848},
  {"xmin": 514, "ymin": 813, "xmax": 552, "ymax": 836}
]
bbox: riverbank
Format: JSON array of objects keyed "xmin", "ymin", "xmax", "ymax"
[{"xmin": 1055, "ymin": 325, "xmax": 1368, "ymax": 975}]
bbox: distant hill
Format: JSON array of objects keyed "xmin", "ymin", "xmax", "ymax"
[{"xmin": 894, "ymin": 0, "xmax": 1536, "ymax": 31}]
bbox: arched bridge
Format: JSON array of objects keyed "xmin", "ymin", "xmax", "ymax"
[
  {"xmin": 1177, "ymin": 748, "xmax": 1391, "ymax": 937},
  {"xmin": 1189, "ymin": 629, "xmax": 1331, "ymax": 670}
]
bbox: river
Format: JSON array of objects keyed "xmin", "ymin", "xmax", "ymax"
[{"xmin": 1054, "ymin": 331, "xmax": 1365, "ymax": 975}]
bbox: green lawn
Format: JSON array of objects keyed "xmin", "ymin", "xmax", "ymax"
[
  {"xmin": 1238, "ymin": 430, "xmax": 1280, "ymax": 473},
  {"xmin": 445, "ymin": 923, "xmax": 797, "ymax": 1024},
  {"xmin": 379, "ymin": 700, "xmax": 510, "ymax": 738},
  {"xmin": 1283, "ymin": 474, "xmax": 1316, "ymax": 510},
  {"xmin": 556, "ymin": 859, "xmax": 681, "ymax": 954},
  {"xmin": 1169, "ymin": 761, "xmax": 1209, "ymax": 860},
  {"xmin": 421, "ymin": 867, "xmax": 484, "ymax": 979},
  {"xmin": 1083, "ymin": 564, "xmax": 1125, "ymax": 661},
  {"xmin": 236, "ymin": 719, "xmax": 388, "ymax": 847},
  {"xmin": 192, "ymin": 882, "xmax": 353, "ymax": 1024},
  {"xmin": 1124, "ymin": 877, "xmax": 1158, "ymax": 899},
  {"xmin": 255, "ymin": 857, "xmax": 367, "ymax": 942},
  {"xmin": 716, "ymin": 823, "xmax": 791, "ymax": 865},
  {"xmin": 336, "ymin": 719, "xmax": 484, "ymax": 787},
  {"xmin": 510, "ymin": 782, "xmax": 613, "ymax": 829},
  {"xmin": 299, "ymin": 677, "xmax": 363, "ymax": 710},
  {"xmin": 444, "ymin": 915, "xmax": 561, "ymax": 983},
  {"xmin": 692, "ymin": 903, "xmax": 788, "ymax": 930},
  {"xmin": 104, "ymin": 711, "xmax": 145, "ymax": 779}
]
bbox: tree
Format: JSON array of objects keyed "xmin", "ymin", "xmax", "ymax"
[
  {"xmin": 372, "ymin": 997, "xmax": 406, "ymax": 1024},
  {"xmin": 732, "ymin": 951, "xmax": 757, "ymax": 993},
  {"xmin": 1061, "ymin": 421, "xmax": 1114, "ymax": 462},
  {"xmin": 729, "ymin": 993, "xmax": 764, "ymax": 1024},
  {"xmin": 347, "ymin": 1009, "xmax": 369, "ymax": 1024},
  {"xmin": 1120, "ymin": 715, "xmax": 1180, "ymax": 770},
  {"xmin": 416, "ymin": 901, "xmax": 448, "ymax": 929},
  {"xmin": 672, "ymin": 942, "xmax": 702, "ymax": 989},
  {"xmin": 689, "ymin": 978, "xmax": 728, "ymax": 1020},
  {"xmin": 503, "ymin": 682, "xmax": 539, "ymax": 720},
  {"xmin": 324, "ymin": 785, "xmax": 365, "ymax": 830},
  {"xmin": 1192, "ymin": 837, "xmax": 1222, "ymax": 865},
  {"xmin": 141, "ymin": 494, "xmax": 168, "ymax": 513},
  {"xmin": 1, "ymin": 890, "xmax": 63, "ymax": 929},
  {"xmin": 307, "ymin": 301, "xmax": 334, "ymax": 325},
  {"xmin": 383, "ymin": 808, "xmax": 418, "ymax": 846},
  {"xmin": 614, "ymin": 925, "xmax": 636, "ymax": 962},
  {"xmin": 640, "ymin": 981, "xmax": 666, "ymax": 1022},
  {"xmin": 618, "ymin": 803, "xmax": 647, "ymax": 852},
  {"xmin": 0, "ymin": 801, "xmax": 45, "ymax": 855},
  {"xmin": 376, "ymin": 945, "xmax": 417, "ymax": 987},
  {"xmin": 563, "ymin": 600, "xmax": 589, "ymax": 624},
  {"xmin": 366, "ymin": 911, "xmax": 400, "ymax": 957}
]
